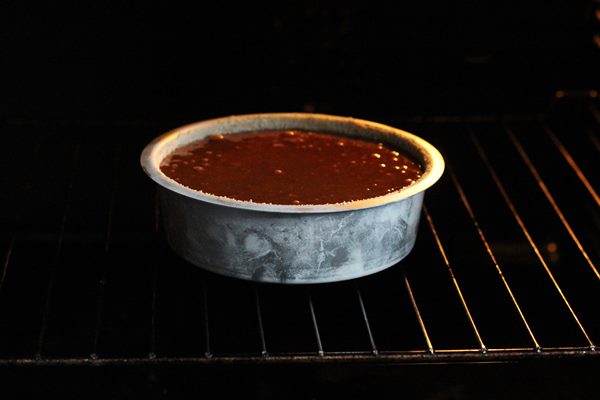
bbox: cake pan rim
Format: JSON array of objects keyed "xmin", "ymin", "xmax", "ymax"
[{"xmin": 140, "ymin": 112, "xmax": 444, "ymax": 214}]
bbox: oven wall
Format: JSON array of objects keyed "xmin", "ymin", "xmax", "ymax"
[{"xmin": 3, "ymin": 1, "xmax": 598, "ymax": 125}]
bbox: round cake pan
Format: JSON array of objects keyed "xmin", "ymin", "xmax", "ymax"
[{"xmin": 141, "ymin": 113, "xmax": 444, "ymax": 284}]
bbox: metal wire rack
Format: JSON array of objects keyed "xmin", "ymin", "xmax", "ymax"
[{"xmin": 0, "ymin": 96, "xmax": 598, "ymax": 366}]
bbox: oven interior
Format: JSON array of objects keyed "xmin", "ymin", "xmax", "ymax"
[{"xmin": 2, "ymin": 1, "xmax": 599, "ymax": 397}]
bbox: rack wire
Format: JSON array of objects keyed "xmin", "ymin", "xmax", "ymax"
[{"xmin": 0, "ymin": 97, "xmax": 598, "ymax": 366}]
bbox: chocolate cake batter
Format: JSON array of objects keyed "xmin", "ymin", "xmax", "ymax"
[{"xmin": 160, "ymin": 130, "xmax": 422, "ymax": 205}]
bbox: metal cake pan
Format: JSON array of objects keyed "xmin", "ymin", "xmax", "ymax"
[{"xmin": 141, "ymin": 113, "xmax": 444, "ymax": 283}]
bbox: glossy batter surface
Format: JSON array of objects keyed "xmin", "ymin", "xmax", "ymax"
[{"xmin": 160, "ymin": 130, "xmax": 422, "ymax": 205}]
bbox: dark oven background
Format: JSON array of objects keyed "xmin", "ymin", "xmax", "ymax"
[
  {"xmin": 4, "ymin": 1, "xmax": 599, "ymax": 121},
  {"xmin": 2, "ymin": 1, "xmax": 599, "ymax": 398}
]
